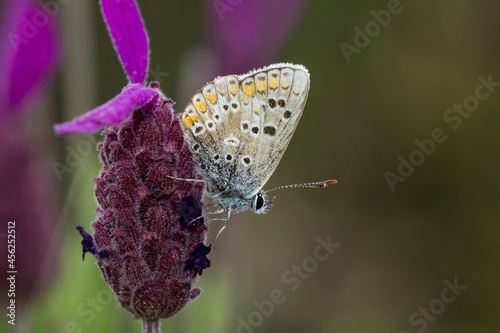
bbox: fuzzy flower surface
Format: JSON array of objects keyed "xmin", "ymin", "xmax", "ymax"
[{"xmin": 58, "ymin": 0, "xmax": 210, "ymax": 323}]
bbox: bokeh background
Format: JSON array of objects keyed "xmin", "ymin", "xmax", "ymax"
[{"xmin": 1, "ymin": 0, "xmax": 499, "ymax": 332}]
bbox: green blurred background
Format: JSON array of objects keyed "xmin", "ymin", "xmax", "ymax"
[{"xmin": 2, "ymin": 0, "xmax": 500, "ymax": 332}]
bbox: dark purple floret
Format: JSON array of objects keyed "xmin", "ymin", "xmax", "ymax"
[
  {"xmin": 179, "ymin": 195, "xmax": 204, "ymax": 230},
  {"xmin": 185, "ymin": 243, "xmax": 211, "ymax": 276},
  {"xmin": 76, "ymin": 225, "xmax": 98, "ymax": 260}
]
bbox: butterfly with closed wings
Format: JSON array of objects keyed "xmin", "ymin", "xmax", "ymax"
[{"xmin": 179, "ymin": 63, "xmax": 336, "ymax": 233}]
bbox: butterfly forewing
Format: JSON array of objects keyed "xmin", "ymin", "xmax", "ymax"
[{"xmin": 180, "ymin": 63, "xmax": 310, "ymax": 199}]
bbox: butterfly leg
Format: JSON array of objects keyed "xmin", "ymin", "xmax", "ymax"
[
  {"xmin": 165, "ymin": 175, "xmax": 206, "ymax": 183},
  {"xmin": 215, "ymin": 209, "xmax": 231, "ymax": 241},
  {"xmin": 188, "ymin": 208, "xmax": 225, "ymax": 225}
]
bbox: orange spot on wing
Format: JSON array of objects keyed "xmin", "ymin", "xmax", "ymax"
[
  {"xmin": 256, "ymin": 80, "xmax": 267, "ymax": 93},
  {"xmin": 203, "ymin": 92, "xmax": 217, "ymax": 104},
  {"xmin": 281, "ymin": 78, "xmax": 290, "ymax": 89},
  {"xmin": 269, "ymin": 77, "xmax": 279, "ymax": 89},
  {"xmin": 182, "ymin": 115, "xmax": 199, "ymax": 128},
  {"xmin": 194, "ymin": 101, "xmax": 207, "ymax": 113},
  {"xmin": 229, "ymin": 85, "xmax": 238, "ymax": 96},
  {"xmin": 242, "ymin": 82, "xmax": 255, "ymax": 96}
]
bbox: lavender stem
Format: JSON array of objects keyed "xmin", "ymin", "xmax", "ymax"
[{"xmin": 142, "ymin": 319, "xmax": 161, "ymax": 333}]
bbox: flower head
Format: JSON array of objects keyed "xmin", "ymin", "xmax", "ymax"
[
  {"xmin": 91, "ymin": 95, "xmax": 207, "ymax": 320},
  {"xmin": 55, "ymin": 0, "xmax": 209, "ymax": 324}
]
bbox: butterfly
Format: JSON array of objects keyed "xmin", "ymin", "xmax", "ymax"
[{"xmin": 179, "ymin": 63, "xmax": 336, "ymax": 229}]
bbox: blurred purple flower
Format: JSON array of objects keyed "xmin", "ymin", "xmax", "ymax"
[
  {"xmin": 0, "ymin": 0, "xmax": 60, "ymax": 312},
  {"xmin": 205, "ymin": 0, "xmax": 308, "ymax": 74},
  {"xmin": 0, "ymin": 0, "xmax": 60, "ymax": 116},
  {"xmin": 55, "ymin": 0, "xmax": 209, "ymax": 329}
]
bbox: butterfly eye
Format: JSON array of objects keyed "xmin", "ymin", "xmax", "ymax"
[
  {"xmin": 252, "ymin": 193, "xmax": 267, "ymax": 214},
  {"xmin": 252, "ymin": 193, "xmax": 273, "ymax": 215},
  {"xmin": 255, "ymin": 194, "xmax": 264, "ymax": 210}
]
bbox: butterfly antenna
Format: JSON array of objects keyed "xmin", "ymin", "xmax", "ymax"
[{"xmin": 265, "ymin": 179, "xmax": 337, "ymax": 193}]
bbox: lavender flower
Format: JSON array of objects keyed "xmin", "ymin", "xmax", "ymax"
[
  {"xmin": 56, "ymin": 0, "xmax": 209, "ymax": 330},
  {"xmin": 90, "ymin": 92, "xmax": 207, "ymax": 321},
  {"xmin": 0, "ymin": 0, "xmax": 60, "ymax": 312}
]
